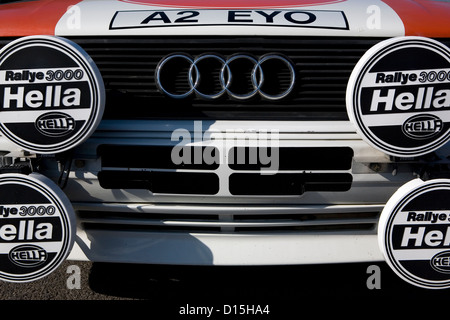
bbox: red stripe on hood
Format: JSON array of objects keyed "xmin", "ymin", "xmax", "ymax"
[
  {"xmin": 0, "ymin": 0, "xmax": 82, "ymax": 37},
  {"xmin": 383, "ymin": 0, "xmax": 450, "ymax": 37}
]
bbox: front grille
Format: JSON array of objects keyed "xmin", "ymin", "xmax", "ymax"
[
  {"xmin": 97, "ymin": 145, "xmax": 353, "ymax": 195},
  {"xmin": 68, "ymin": 36, "xmax": 387, "ymax": 120},
  {"xmin": 76, "ymin": 204, "xmax": 381, "ymax": 233}
]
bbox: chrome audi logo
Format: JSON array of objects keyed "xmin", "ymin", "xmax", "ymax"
[{"xmin": 156, "ymin": 53, "xmax": 296, "ymax": 100}]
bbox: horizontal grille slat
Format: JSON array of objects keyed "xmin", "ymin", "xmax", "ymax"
[
  {"xmin": 76, "ymin": 205, "xmax": 381, "ymax": 233},
  {"xmin": 80, "ymin": 216, "xmax": 377, "ymax": 228}
]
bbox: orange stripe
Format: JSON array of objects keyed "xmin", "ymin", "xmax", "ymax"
[
  {"xmin": 0, "ymin": 0, "xmax": 82, "ymax": 37},
  {"xmin": 383, "ymin": 0, "xmax": 450, "ymax": 37}
]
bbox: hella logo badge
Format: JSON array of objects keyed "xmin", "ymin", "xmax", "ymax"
[
  {"xmin": 402, "ymin": 114, "xmax": 443, "ymax": 140},
  {"xmin": 0, "ymin": 36, "xmax": 105, "ymax": 154},
  {"xmin": 8, "ymin": 245, "xmax": 48, "ymax": 268},
  {"xmin": 0, "ymin": 173, "xmax": 75, "ymax": 283},
  {"xmin": 346, "ymin": 36, "xmax": 450, "ymax": 158},
  {"xmin": 35, "ymin": 112, "xmax": 75, "ymax": 137},
  {"xmin": 378, "ymin": 178, "xmax": 450, "ymax": 289},
  {"xmin": 431, "ymin": 250, "xmax": 450, "ymax": 274}
]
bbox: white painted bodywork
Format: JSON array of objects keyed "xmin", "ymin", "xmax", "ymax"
[{"xmin": 2, "ymin": 0, "xmax": 450, "ymax": 266}]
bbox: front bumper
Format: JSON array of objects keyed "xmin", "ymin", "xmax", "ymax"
[
  {"xmin": 38, "ymin": 119, "xmax": 447, "ymax": 265},
  {"xmin": 69, "ymin": 224, "xmax": 383, "ymax": 265}
]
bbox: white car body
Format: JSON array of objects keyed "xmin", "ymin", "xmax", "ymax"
[{"xmin": 0, "ymin": 0, "xmax": 450, "ymax": 266}]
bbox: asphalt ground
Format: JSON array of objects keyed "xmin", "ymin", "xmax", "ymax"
[{"xmin": 1, "ymin": 260, "xmax": 450, "ymax": 317}]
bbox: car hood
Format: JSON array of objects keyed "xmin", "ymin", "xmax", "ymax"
[{"xmin": 0, "ymin": 0, "xmax": 449, "ymax": 37}]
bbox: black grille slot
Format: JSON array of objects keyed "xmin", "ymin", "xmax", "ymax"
[
  {"xmin": 98, "ymin": 171, "xmax": 220, "ymax": 195},
  {"xmin": 229, "ymin": 173, "xmax": 353, "ymax": 195},
  {"xmin": 229, "ymin": 147, "xmax": 353, "ymax": 170},
  {"xmin": 66, "ymin": 36, "xmax": 388, "ymax": 120},
  {"xmin": 99, "ymin": 145, "xmax": 219, "ymax": 170}
]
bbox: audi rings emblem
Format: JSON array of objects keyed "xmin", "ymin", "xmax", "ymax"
[{"xmin": 156, "ymin": 53, "xmax": 296, "ymax": 100}]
